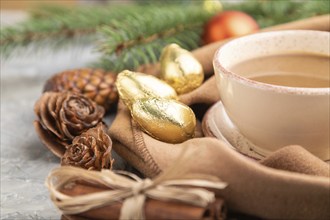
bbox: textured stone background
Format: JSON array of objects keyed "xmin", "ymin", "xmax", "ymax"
[{"xmin": 0, "ymin": 12, "xmax": 129, "ymax": 219}]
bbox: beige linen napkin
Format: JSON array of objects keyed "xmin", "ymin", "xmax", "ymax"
[{"xmin": 109, "ymin": 103, "xmax": 329, "ymax": 219}]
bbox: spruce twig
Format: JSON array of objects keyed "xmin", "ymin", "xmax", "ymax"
[
  {"xmin": 0, "ymin": 4, "xmax": 144, "ymax": 58},
  {"xmin": 223, "ymin": 0, "xmax": 329, "ymax": 28},
  {"xmin": 0, "ymin": 2, "xmax": 213, "ymax": 68},
  {"xmin": 96, "ymin": 4, "xmax": 213, "ymax": 71}
]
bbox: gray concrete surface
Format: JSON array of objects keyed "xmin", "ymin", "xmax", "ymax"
[{"xmin": 0, "ymin": 35, "xmax": 129, "ymax": 220}]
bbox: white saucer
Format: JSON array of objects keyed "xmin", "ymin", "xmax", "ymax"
[
  {"xmin": 203, "ymin": 101, "xmax": 330, "ymax": 164},
  {"xmin": 202, "ymin": 101, "xmax": 267, "ymax": 160}
]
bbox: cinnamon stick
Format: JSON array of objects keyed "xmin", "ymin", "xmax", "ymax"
[{"xmin": 59, "ymin": 182, "xmax": 226, "ymax": 220}]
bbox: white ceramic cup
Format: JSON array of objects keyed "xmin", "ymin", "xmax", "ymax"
[{"xmin": 213, "ymin": 30, "xmax": 330, "ymax": 160}]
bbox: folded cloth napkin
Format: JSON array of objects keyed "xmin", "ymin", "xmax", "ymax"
[
  {"xmin": 109, "ymin": 100, "xmax": 329, "ymax": 220},
  {"xmin": 260, "ymin": 145, "xmax": 329, "ymax": 177},
  {"xmin": 109, "ymin": 16, "xmax": 330, "ymax": 220}
]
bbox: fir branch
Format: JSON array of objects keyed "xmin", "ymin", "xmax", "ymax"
[
  {"xmin": 96, "ymin": 27, "xmax": 202, "ymax": 71},
  {"xmin": 96, "ymin": 4, "xmax": 213, "ymax": 71},
  {"xmin": 224, "ymin": 0, "xmax": 330, "ymax": 28},
  {"xmin": 0, "ymin": 5, "xmax": 145, "ymax": 57},
  {"xmin": 101, "ymin": 23, "xmax": 202, "ymax": 55}
]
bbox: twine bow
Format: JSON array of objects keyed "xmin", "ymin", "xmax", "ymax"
[{"xmin": 46, "ymin": 146, "xmax": 227, "ymax": 220}]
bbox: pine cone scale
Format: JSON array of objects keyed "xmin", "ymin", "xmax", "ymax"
[
  {"xmin": 90, "ymin": 76, "xmax": 102, "ymax": 85},
  {"xmin": 84, "ymin": 84, "xmax": 96, "ymax": 92},
  {"xmin": 54, "ymin": 94, "xmax": 66, "ymax": 115},
  {"xmin": 39, "ymin": 94, "xmax": 64, "ymax": 139},
  {"xmin": 66, "ymin": 96, "xmax": 92, "ymax": 116},
  {"xmin": 60, "ymin": 120, "xmax": 76, "ymax": 140},
  {"xmin": 34, "ymin": 121, "xmax": 67, "ymax": 157}
]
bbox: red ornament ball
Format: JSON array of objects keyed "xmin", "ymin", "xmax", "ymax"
[{"xmin": 202, "ymin": 11, "xmax": 259, "ymax": 44}]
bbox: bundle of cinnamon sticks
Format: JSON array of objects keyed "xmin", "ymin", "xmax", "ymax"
[{"xmin": 60, "ymin": 182, "xmax": 226, "ymax": 220}]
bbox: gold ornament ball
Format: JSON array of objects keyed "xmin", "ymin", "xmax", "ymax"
[{"xmin": 160, "ymin": 44, "xmax": 204, "ymax": 95}]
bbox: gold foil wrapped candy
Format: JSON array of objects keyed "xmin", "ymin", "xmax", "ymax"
[
  {"xmin": 131, "ymin": 98, "xmax": 196, "ymax": 143},
  {"xmin": 160, "ymin": 43, "xmax": 204, "ymax": 94},
  {"xmin": 116, "ymin": 70, "xmax": 178, "ymax": 108}
]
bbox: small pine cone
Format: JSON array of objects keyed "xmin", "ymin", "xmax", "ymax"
[
  {"xmin": 43, "ymin": 68, "xmax": 118, "ymax": 112},
  {"xmin": 61, "ymin": 123, "xmax": 114, "ymax": 170},
  {"xmin": 34, "ymin": 92, "xmax": 105, "ymax": 157}
]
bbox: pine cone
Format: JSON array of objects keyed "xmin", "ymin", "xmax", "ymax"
[
  {"xmin": 43, "ymin": 68, "xmax": 118, "ymax": 112},
  {"xmin": 34, "ymin": 92, "xmax": 105, "ymax": 157},
  {"xmin": 61, "ymin": 123, "xmax": 114, "ymax": 170}
]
